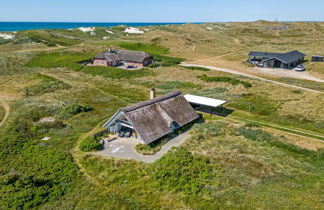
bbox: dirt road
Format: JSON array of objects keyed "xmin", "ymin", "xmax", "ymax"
[{"xmin": 181, "ymin": 63, "xmax": 323, "ymax": 94}]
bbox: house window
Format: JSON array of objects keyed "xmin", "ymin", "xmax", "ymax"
[{"xmin": 170, "ymin": 121, "xmax": 180, "ymax": 131}]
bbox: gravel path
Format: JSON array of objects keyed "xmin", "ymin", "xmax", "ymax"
[
  {"xmin": 97, "ymin": 132, "xmax": 191, "ymax": 163},
  {"xmin": 181, "ymin": 63, "xmax": 323, "ymax": 94}
]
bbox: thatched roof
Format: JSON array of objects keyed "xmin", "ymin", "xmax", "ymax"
[
  {"xmin": 93, "ymin": 49, "xmax": 152, "ymax": 63},
  {"xmin": 122, "ymin": 91, "xmax": 199, "ymax": 144}
]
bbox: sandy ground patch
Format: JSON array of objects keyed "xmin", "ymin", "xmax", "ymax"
[{"xmin": 251, "ymin": 67, "xmax": 324, "ymax": 83}]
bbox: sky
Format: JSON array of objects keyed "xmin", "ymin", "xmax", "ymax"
[{"xmin": 0, "ymin": 0, "xmax": 324, "ymax": 22}]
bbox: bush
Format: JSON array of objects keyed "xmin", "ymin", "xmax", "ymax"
[
  {"xmin": 151, "ymin": 54, "xmax": 184, "ymax": 67},
  {"xmin": 197, "ymin": 75, "xmax": 252, "ymax": 88},
  {"xmin": 58, "ymin": 104, "xmax": 93, "ymax": 119},
  {"xmin": 136, "ymin": 136, "xmax": 169, "ymax": 155},
  {"xmin": 183, "ymin": 66, "xmax": 210, "ymax": 71},
  {"xmin": 149, "ymin": 147, "xmax": 221, "ymax": 195},
  {"xmin": 79, "ymin": 137, "xmax": 102, "ymax": 152}
]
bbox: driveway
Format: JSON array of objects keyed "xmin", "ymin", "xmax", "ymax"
[
  {"xmin": 97, "ymin": 132, "xmax": 191, "ymax": 163},
  {"xmin": 181, "ymin": 63, "xmax": 323, "ymax": 94}
]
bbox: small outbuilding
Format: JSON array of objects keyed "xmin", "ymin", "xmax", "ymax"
[
  {"xmin": 311, "ymin": 56, "xmax": 324, "ymax": 62},
  {"xmin": 184, "ymin": 94, "xmax": 227, "ymax": 115}
]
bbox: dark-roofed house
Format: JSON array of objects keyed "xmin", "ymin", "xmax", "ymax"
[
  {"xmin": 92, "ymin": 48, "xmax": 154, "ymax": 68},
  {"xmin": 103, "ymin": 90, "xmax": 200, "ymax": 145},
  {"xmin": 248, "ymin": 50, "xmax": 305, "ymax": 69}
]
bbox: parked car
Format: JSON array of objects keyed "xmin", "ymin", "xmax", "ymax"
[{"xmin": 294, "ymin": 65, "xmax": 305, "ymax": 72}]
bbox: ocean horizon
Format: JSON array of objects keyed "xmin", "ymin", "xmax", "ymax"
[{"xmin": 0, "ymin": 22, "xmax": 190, "ymax": 32}]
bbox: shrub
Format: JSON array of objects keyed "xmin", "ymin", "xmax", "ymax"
[
  {"xmin": 58, "ymin": 104, "xmax": 93, "ymax": 119},
  {"xmin": 183, "ymin": 66, "xmax": 210, "ymax": 71},
  {"xmin": 149, "ymin": 147, "xmax": 221, "ymax": 195},
  {"xmin": 79, "ymin": 137, "xmax": 102, "ymax": 152},
  {"xmin": 136, "ymin": 136, "xmax": 169, "ymax": 155},
  {"xmin": 197, "ymin": 75, "xmax": 252, "ymax": 88},
  {"xmin": 151, "ymin": 54, "xmax": 184, "ymax": 67}
]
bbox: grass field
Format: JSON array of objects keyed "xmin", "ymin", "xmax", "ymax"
[{"xmin": 0, "ymin": 22, "xmax": 324, "ymax": 209}]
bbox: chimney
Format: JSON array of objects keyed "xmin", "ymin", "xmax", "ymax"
[
  {"xmin": 150, "ymin": 88, "xmax": 156, "ymax": 99},
  {"xmin": 108, "ymin": 47, "xmax": 112, "ymax": 52}
]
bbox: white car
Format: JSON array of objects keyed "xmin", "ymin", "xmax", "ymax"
[{"xmin": 294, "ymin": 65, "xmax": 305, "ymax": 72}]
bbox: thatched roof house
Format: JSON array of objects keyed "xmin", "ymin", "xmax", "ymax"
[
  {"xmin": 103, "ymin": 91, "xmax": 199, "ymax": 144},
  {"xmin": 92, "ymin": 49, "xmax": 154, "ymax": 68}
]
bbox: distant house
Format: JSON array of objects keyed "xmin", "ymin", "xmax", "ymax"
[
  {"xmin": 311, "ymin": 55, "xmax": 324, "ymax": 62},
  {"xmin": 103, "ymin": 90, "xmax": 200, "ymax": 145},
  {"xmin": 92, "ymin": 48, "xmax": 154, "ymax": 68},
  {"xmin": 248, "ymin": 50, "xmax": 305, "ymax": 69}
]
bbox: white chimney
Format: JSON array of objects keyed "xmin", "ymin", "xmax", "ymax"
[{"xmin": 150, "ymin": 88, "xmax": 156, "ymax": 99}]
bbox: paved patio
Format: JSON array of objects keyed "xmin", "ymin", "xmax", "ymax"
[{"xmin": 96, "ymin": 132, "xmax": 191, "ymax": 163}]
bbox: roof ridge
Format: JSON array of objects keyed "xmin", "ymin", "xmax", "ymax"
[{"xmin": 121, "ymin": 91, "xmax": 182, "ymax": 113}]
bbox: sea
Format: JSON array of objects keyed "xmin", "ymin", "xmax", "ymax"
[{"xmin": 0, "ymin": 22, "xmax": 187, "ymax": 32}]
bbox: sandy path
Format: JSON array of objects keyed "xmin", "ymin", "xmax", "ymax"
[
  {"xmin": 181, "ymin": 63, "xmax": 323, "ymax": 94},
  {"xmin": 0, "ymin": 96, "xmax": 10, "ymax": 128}
]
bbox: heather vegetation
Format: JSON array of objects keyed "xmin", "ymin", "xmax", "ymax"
[
  {"xmin": 182, "ymin": 66, "xmax": 210, "ymax": 71},
  {"xmin": 79, "ymin": 136, "xmax": 102, "ymax": 152}
]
